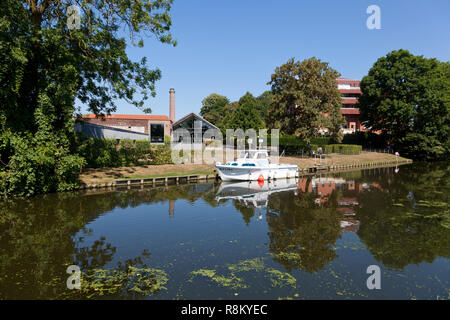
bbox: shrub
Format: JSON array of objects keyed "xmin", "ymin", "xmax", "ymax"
[
  {"xmin": 323, "ymin": 144, "xmax": 334, "ymax": 154},
  {"xmin": 74, "ymin": 135, "xmax": 173, "ymax": 168},
  {"xmin": 75, "ymin": 136, "xmax": 120, "ymax": 168},
  {"xmin": 267, "ymin": 134, "xmax": 308, "ymax": 155},
  {"xmin": 398, "ymin": 133, "xmax": 448, "ymax": 161},
  {"xmin": 342, "ymin": 132, "xmax": 387, "ymax": 149},
  {"xmin": 310, "ymin": 144, "xmax": 319, "ymax": 154},
  {"xmin": 323, "ymin": 144, "xmax": 362, "ymax": 155},
  {"xmin": 0, "ymin": 131, "xmax": 85, "ymax": 197},
  {"xmin": 311, "ymin": 137, "xmax": 332, "ymax": 146}
]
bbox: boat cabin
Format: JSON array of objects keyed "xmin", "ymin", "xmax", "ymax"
[
  {"xmin": 237, "ymin": 150, "xmax": 269, "ymax": 160},
  {"xmin": 225, "ymin": 150, "xmax": 270, "ymax": 167}
]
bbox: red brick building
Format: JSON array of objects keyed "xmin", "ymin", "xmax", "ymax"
[
  {"xmin": 337, "ymin": 77, "xmax": 363, "ymax": 133},
  {"xmin": 81, "ymin": 88, "xmax": 176, "ymax": 143},
  {"xmin": 79, "ymin": 88, "xmax": 219, "ymax": 143},
  {"xmin": 81, "ymin": 113, "xmax": 173, "ymax": 143}
]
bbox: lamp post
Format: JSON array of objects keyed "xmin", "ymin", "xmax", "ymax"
[{"xmin": 258, "ymin": 137, "xmax": 264, "ymax": 150}]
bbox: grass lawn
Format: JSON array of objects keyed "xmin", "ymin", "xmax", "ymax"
[
  {"xmin": 279, "ymin": 151, "xmax": 410, "ymax": 169},
  {"xmin": 80, "ymin": 164, "xmax": 216, "ymax": 184}
]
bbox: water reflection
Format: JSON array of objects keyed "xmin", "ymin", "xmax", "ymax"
[
  {"xmin": 216, "ymin": 179, "xmax": 298, "ymax": 223},
  {"xmin": 0, "ymin": 162, "xmax": 448, "ymax": 299}
]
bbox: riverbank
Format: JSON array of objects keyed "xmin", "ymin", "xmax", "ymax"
[{"xmin": 79, "ymin": 151, "xmax": 412, "ymax": 187}]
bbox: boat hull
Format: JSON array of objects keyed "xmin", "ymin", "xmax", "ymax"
[{"xmin": 215, "ymin": 164, "xmax": 298, "ymax": 181}]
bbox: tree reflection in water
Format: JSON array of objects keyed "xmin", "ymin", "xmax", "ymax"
[
  {"xmin": 0, "ymin": 163, "xmax": 449, "ymax": 299},
  {"xmin": 265, "ymin": 183, "xmax": 342, "ymax": 273},
  {"xmin": 0, "ymin": 184, "xmax": 216, "ymax": 299},
  {"xmin": 355, "ymin": 162, "xmax": 450, "ymax": 270}
]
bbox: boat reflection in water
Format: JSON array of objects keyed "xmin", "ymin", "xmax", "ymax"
[
  {"xmin": 215, "ymin": 178, "xmax": 299, "ymax": 219},
  {"xmin": 1, "ymin": 163, "xmax": 449, "ymax": 299},
  {"xmin": 216, "ymin": 176, "xmax": 361, "ymax": 231}
]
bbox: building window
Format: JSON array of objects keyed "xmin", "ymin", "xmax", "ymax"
[{"xmin": 150, "ymin": 123, "xmax": 165, "ymax": 143}]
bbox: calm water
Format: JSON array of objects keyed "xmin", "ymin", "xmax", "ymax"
[{"xmin": 0, "ymin": 162, "xmax": 449, "ymax": 300}]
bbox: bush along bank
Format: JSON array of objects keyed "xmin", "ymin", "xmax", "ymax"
[
  {"xmin": 323, "ymin": 144, "xmax": 362, "ymax": 155},
  {"xmin": 75, "ymin": 135, "xmax": 173, "ymax": 168},
  {"xmin": 266, "ymin": 134, "xmax": 362, "ymax": 156}
]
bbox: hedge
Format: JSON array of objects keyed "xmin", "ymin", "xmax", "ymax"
[
  {"xmin": 75, "ymin": 135, "xmax": 173, "ymax": 168},
  {"xmin": 74, "ymin": 135, "xmax": 362, "ymax": 166},
  {"xmin": 342, "ymin": 132, "xmax": 387, "ymax": 148},
  {"xmin": 323, "ymin": 144, "xmax": 362, "ymax": 155},
  {"xmin": 311, "ymin": 137, "xmax": 332, "ymax": 146}
]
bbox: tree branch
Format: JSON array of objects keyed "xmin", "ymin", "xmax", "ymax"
[{"xmin": 39, "ymin": 0, "xmax": 53, "ymax": 14}]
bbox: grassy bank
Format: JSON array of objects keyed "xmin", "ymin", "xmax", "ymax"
[
  {"xmin": 279, "ymin": 151, "xmax": 411, "ymax": 169},
  {"xmin": 80, "ymin": 151, "xmax": 411, "ymax": 185}
]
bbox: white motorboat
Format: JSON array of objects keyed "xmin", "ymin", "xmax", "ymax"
[{"xmin": 215, "ymin": 149, "xmax": 298, "ymax": 181}]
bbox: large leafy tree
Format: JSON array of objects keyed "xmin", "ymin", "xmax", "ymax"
[
  {"xmin": 255, "ymin": 90, "xmax": 273, "ymax": 124},
  {"xmin": 221, "ymin": 92, "xmax": 265, "ymax": 132},
  {"xmin": 267, "ymin": 57, "xmax": 344, "ymax": 143},
  {"xmin": 0, "ymin": 0, "xmax": 176, "ymax": 196},
  {"xmin": 358, "ymin": 49, "xmax": 450, "ymax": 160},
  {"xmin": 199, "ymin": 93, "xmax": 230, "ymax": 125}
]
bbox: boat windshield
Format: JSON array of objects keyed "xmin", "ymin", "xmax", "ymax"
[
  {"xmin": 238, "ymin": 151, "xmax": 268, "ymax": 159},
  {"xmin": 247, "ymin": 151, "xmax": 257, "ymax": 159},
  {"xmin": 256, "ymin": 152, "xmax": 267, "ymax": 159},
  {"xmin": 238, "ymin": 151, "xmax": 248, "ymax": 159}
]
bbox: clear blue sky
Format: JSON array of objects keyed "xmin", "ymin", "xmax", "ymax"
[{"xmin": 79, "ymin": 0, "xmax": 450, "ymax": 119}]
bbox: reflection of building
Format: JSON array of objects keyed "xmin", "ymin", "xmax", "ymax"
[
  {"xmin": 340, "ymin": 219, "xmax": 360, "ymax": 232},
  {"xmin": 169, "ymin": 199, "xmax": 175, "ymax": 218},
  {"xmin": 297, "ymin": 178, "xmax": 312, "ymax": 193},
  {"xmin": 297, "ymin": 176, "xmax": 365, "ymax": 232},
  {"xmin": 77, "ymin": 88, "xmax": 219, "ymax": 143}
]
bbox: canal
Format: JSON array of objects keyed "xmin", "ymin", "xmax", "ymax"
[{"xmin": 0, "ymin": 162, "xmax": 449, "ymax": 299}]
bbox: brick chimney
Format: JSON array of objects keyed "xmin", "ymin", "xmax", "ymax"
[{"xmin": 169, "ymin": 88, "xmax": 175, "ymax": 122}]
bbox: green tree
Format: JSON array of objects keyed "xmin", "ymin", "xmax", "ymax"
[
  {"xmin": 221, "ymin": 92, "xmax": 265, "ymax": 132},
  {"xmin": 0, "ymin": 0, "xmax": 176, "ymax": 196},
  {"xmin": 267, "ymin": 57, "xmax": 344, "ymax": 143},
  {"xmin": 255, "ymin": 90, "xmax": 273, "ymax": 125},
  {"xmin": 358, "ymin": 49, "xmax": 450, "ymax": 160},
  {"xmin": 199, "ymin": 93, "xmax": 230, "ymax": 125},
  {"xmin": 222, "ymin": 101, "xmax": 239, "ymax": 116}
]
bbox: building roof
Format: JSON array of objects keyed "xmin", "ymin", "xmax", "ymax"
[
  {"xmin": 82, "ymin": 114, "xmax": 170, "ymax": 121},
  {"xmin": 172, "ymin": 112, "xmax": 219, "ymax": 130},
  {"xmin": 337, "ymin": 77, "xmax": 360, "ymax": 82}
]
